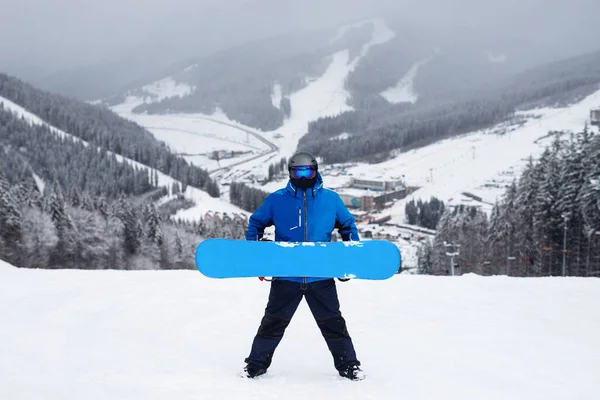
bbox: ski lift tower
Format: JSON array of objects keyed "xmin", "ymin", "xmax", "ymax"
[
  {"xmin": 591, "ymin": 108, "xmax": 600, "ymax": 127},
  {"xmin": 444, "ymin": 241, "xmax": 461, "ymax": 276}
]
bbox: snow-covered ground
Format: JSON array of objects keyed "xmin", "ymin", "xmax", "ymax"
[{"xmin": 2, "ymin": 259, "xmax": 599, "ymax": 400}]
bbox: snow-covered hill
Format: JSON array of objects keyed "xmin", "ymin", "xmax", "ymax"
[
  {"xmin": 113, "ymin": 19, "xmax": 395, "ymax": 154},
  {"xmin": 269, "ymin": 18, "xmax": 395, "ymax": 157},
  {"xmin": 0, "ymin": 94, "xmax": 245, "ymax": 217},
  {"xmin": 111, "ymin": 18, "xmax": 398, "ymax": 184},
  {"xmin": 1, "ymin": 261, "xmax": 599, "ymax": 399}
]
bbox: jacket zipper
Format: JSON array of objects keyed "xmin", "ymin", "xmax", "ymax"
[
  {"xmin": 303, "ymin": 190, "xmax": 308, "ymax": 284},
  {"xmin": 303, "ymin": 191, "xmax": 308, "ymax": 242}
]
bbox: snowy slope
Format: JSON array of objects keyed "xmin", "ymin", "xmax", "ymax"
[
  {"xmin": 111, "ymin": 104, "xmax": 272, "ymax": 168},
  {"xmin": 0, "ymin": 95, "xmax": 246, "ymax": 218},
  {"xmin": 271, "ymin": 83, "xmax": 283, "ymax": 109},
  {"xmin": 378, "ymin": 88, "xmax": 600, "ymax": 223},
  {"xmin": 112, "ymin": 92, "xmax": 275, "ymax": 171},
  {"xmin": 380, "ymin": 54, "xmax": 435, "ymax": 104},
  {"xmin": 111, "ymin": 19, "xmax": 397, "ymax": 181},
  {"xmin": 269, "ymin": 19, "xmax": 396, "ymax": 158},
  {"xmin": 1, "ymin": 263, "xmax": 599, "ymax": 400},
  {"xmin": 248, "ymin": 87, "xmax": 600, "ymax": 231}
]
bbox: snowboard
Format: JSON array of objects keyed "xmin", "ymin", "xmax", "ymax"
[{"xmin": 195, "ymin": 239, "xmax": 401, "ymax": 280}]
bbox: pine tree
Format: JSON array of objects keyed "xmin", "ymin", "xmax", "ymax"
[
  {"xmin": 70, "ymin": 187, "xmax": 82, "ymax": 208},
  {"xmin": 417, "ymin": 239, "xmax": 434, "ymax": 274},
  {"xmin": 486, "ymin": 202, "xmax": 505, "ymax": 274},
  {"xmin": 579, "ymin": 132, "xmax": 600, "ymax": 275},
  {"xmin": 48, "ymin": 183, "xmax": 76, "ymax": 268},
  {"xmin": 533, "ymin": 145, "xmax": 562, "ymax": 275},
  {"xmin": 502, "ymin": 180, "xmax": 518, "ymax": 275},
  {"xmin": 49, "ymin": 183, "xmax": 72, "ymax": 236},
  {"xmin": 67, "ymin": 208, "xmax": 110, "ymax": 269},
  {"xmin": 175, "ymin": 231, "xmax": 183, "ymax": 258},
  {"xmin": 405, "ymin": 200, "xmax": 418, "ymax": 225},
  {"xmin": 145, "ymin": 203, "xmax": 163, "ymax": 246},
  {"xmin": 0, "ymin": 170, "xmax": 23, "ymax": 265},
  {"xmin": 172, "ymin": 182, "xmax": 181, "ymax": 196},
  {"xmin": 97, "ymin": 197, "xmax": 109, "ymax": 219},
  {"xmin": 514, "ymin": 157, "xmax": 539, "ymax": 276},
  {"xmin": 556, "ymin": 132, "xmax": 587, "ymax": 275},
  {"xmin": 115, "ymin": 196, "xmax": 140, "ymax": 255},
  {"xmin": 431, "ymin": 210, "xmax": 455, "ymax": 275},
  {"xmin": 470, "ymin": 209, "xmax": 489, "ymax": 275},
  {"xmin": 21, "ymin": 208, "xmax": 58, "ymax": 269}
]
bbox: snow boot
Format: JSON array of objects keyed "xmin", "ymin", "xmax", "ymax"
[
  {"xmin": 242, "ymin": 363, "xmax": 267, "ymax": 379},
  {"xmin": 338, "ymin": 364, "xmax": 365, "ymax": 381}
]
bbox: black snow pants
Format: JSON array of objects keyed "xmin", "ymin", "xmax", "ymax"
[{"xmin": 245, "ymin": 278, "xmax": 360, "ymax": 371}]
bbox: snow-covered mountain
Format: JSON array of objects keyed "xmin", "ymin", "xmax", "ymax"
[
  {"xmin": 2, "ymin": 259, "xmax": 600, "ymax": 399},
  {"xmin": 0, "ymin": 72, "xmax": 248, "ymax": 219},
  {"xmin": 107, "ymin": 17, "xmax": 536, "ymax": 131},
  {"xmin": 109, "ymin": 16, "xmax": 600, "ymax": 175},
  {"xmin": 4, "ymin": 17, "xmax": 599, "ymax": 270},
  {"xmin": 107, "ymin": 64, "xmax": 600, "ymax": 274},
  {"xmin": 110, "ymin": 18, "xmax": 402, "ymax": 179},
  {"xmin": 110, "ymin": 30, "xmax": 600, "ymax": 218},
  {"xmin": 0, "ymin": 93, "xmax": 242, "ymax": 218}
]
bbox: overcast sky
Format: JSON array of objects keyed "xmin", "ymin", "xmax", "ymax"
[
  {"xmin": 1, "ymin": 0, "xmax": 599, "ymax": 78},
  {"xmin": 1, "ymin": 0, "xmax": 393, "ymax": 74}
]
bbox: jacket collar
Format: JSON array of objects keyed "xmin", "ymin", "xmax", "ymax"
[{"xmin": 285, "ymin": 172, "xmax": 324, "ymax": 197}]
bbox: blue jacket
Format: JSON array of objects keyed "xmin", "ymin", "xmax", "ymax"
[{"xmin": 246, "ymin": 173, "xmax": 359, "ymax": 283}]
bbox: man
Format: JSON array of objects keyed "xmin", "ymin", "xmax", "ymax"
[{"xmin": 242, "ymin": 151, "xmax": 365, "ymax": 381}]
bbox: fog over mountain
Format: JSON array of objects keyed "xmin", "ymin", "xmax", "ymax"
[{"xmin": 1, "ymin": 0, "xmax": 598, "ymax": 100}]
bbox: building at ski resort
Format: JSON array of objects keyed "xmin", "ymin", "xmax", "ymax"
[
  {"xmin": 350, "ymin": 178, "xmax": 404, "ymax": 192},
  {"xmin": 336, "ymin": 178, "xmax": 408, "ymax": 211},
  {"xmin": 209, "ymin": 150, "xmax": 251, "ymax": 160}
]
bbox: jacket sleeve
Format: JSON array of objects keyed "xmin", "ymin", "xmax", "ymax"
[
  {"xmin": 335, "ymin": 194, "xmax": 360, "ymax": 241},
  {"xmin": 245, "ymin": 195, "xmax": 274, "ymax": 241}
]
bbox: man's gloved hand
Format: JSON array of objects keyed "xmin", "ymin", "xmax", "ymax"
[{"xmin": 258, "ymin": 238, "xmax": 272, "ymax": 280}]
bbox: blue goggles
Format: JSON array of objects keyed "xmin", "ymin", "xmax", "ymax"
[{"xmin": 290, "ymin": 165, "xmax": 317, "ymax": 180}]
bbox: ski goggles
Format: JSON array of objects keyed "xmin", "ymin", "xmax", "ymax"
[{"xmin": 290, "ymin": 165, "xmax": 317, "ymax": 180}]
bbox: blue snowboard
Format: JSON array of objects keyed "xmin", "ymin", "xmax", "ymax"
[{"xmin": 195, "ymin": 239, "xmax": 401, "ymax": 280}]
